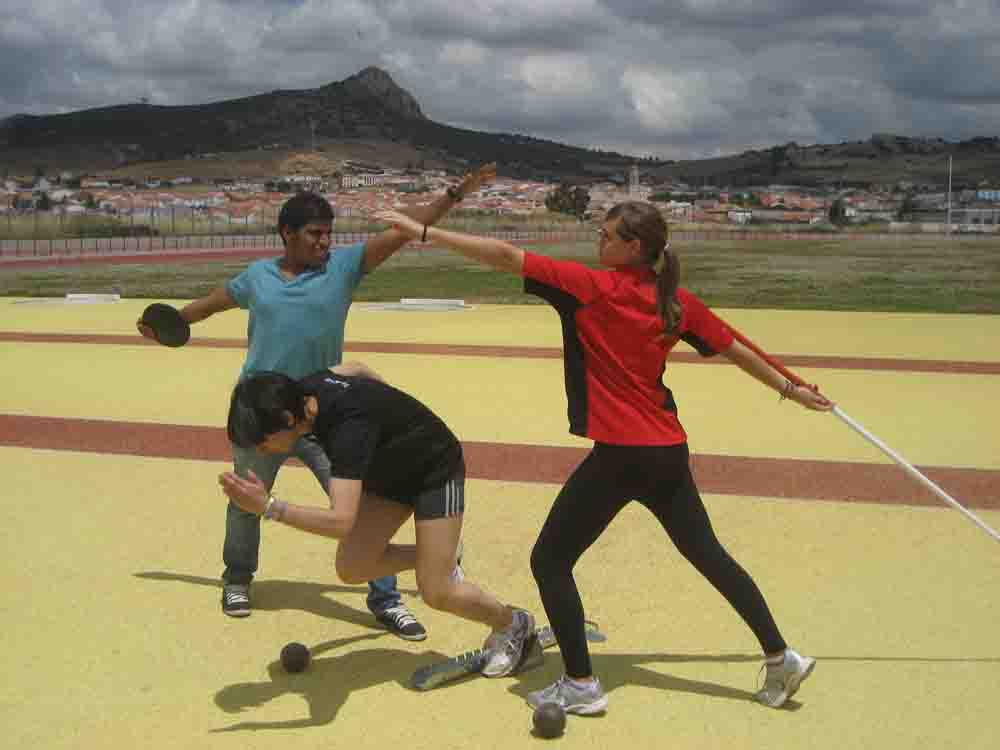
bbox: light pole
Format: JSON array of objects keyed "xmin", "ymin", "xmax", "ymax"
[{"xmin": 946, "ymin": 154, "xmax": 953, "ymax": 236}]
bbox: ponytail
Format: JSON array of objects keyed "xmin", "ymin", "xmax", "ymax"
[{"xmin": 656, "ymin": 242, "xmax": 682, "ymax": 335}]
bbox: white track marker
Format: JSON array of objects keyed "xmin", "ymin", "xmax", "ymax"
[
  {"xmin": 65, "ymin": 293, "xmax": 121, "ymax": 303},
  {"xmin": 400, "ymin": 298, "xmax": 466, "ymax": 308}
]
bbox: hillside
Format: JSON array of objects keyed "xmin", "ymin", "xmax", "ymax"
[
  {"xmin": 0, "ymin": 67, "xmax": 645, "ymax": 181},
  {"xmin": 1, "ymin": 68, "xmax": 998, "ymax": 187},
  {"xmin": 650, "ymin": 135, "xmax": 1000, "ymax": 189}
]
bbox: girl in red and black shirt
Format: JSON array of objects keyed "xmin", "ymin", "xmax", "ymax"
[{"xmin": 377, "ymin": 202, "xmax": 832, "ymax": 714}]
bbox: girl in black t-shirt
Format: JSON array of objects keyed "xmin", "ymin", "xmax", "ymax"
[{"xmin": 219, "ymin": 362, "xmax": 536, "ymax": 679}]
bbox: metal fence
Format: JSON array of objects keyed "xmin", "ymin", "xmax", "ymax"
[
  {"xmin": 0, "ymin": 230, "xmax": 599, "ymax": 261},
  {"xmin": 0, "ymin": 233, "xmax": 280, "ymax": 258},
  {"xmin": 2, "ymin": 226, "xmax": 996, "ymax": 262}
]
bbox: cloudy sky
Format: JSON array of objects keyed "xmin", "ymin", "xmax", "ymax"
[{"xmin": 2, "ymin": 0, "xmax": 998, "ymax": 158}]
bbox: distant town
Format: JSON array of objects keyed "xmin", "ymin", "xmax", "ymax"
[{"xmin": 4, "ymin": 158, "xmax": 1000, "ymax": 234}]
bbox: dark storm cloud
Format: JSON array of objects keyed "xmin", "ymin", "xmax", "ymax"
[
  {"xmin": 379, "ymin": 0, "xmax": 609, "ymax": 49},
  {"xmin": 1, "ymin": 0, "xmax": 997, "ymax": 158}
]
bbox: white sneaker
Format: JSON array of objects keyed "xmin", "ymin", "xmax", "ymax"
[
  {"xmin": 754, "ymin": 649, "xmax": 816, "ymax": 708},
  {"xmin": 527, "ymin": 675, "xmax": 608, "ymax": 715},
  {"xmin": 482, "ymin": 609, "xmax": 535, "ymax": 677}
]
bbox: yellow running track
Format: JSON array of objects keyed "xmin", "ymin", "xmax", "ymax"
[{"xmin": 1, "ymin": 298, "xmax": 998, "ymax": 750}]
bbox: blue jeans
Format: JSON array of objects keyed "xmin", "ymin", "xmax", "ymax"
[{"xmin": 224, "ymin": 436, "xmax": 402, "ymax": 615}]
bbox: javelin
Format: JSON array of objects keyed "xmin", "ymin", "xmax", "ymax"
[{"xmin": 724, "ymin": 324, "xmax": 1000, "ymax": 544}]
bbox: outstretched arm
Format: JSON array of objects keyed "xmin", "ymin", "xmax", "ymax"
[
  {"xmin": 373, "ymin": 209, "xmax": 525, "ymax": 274},
  {"xmin": 722, "ymin": 340, "xmax": 834, "ymax": 411},
  {"xmin": 179, "ymin": 285, "xmax": 238, "ymax": 323},
  {"xmin": 362, "ymin": 163, "xmax": 497, "ymax": 272}
]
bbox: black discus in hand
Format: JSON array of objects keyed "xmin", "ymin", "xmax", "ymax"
[{"xmin": 141, "ymin": 303, "xmax": 190, "ymax": 347}]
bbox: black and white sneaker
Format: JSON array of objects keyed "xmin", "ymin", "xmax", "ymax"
[
  {"xmin": 375, "ymin": 605, "xmax": 427, "ymax": 641},
  {"xmin": 222, "ymin": 583, "xmax": 251, "ymax": 617}
]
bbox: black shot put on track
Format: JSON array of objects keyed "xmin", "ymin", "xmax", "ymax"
[
  {"xmin": 280, "ymin": 642, "xmax": 310, "ymax": 673},
  {"xmin": 532, "ymin": 702, "xmax": 566, "ymax": 738}
]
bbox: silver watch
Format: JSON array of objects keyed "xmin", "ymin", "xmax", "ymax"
[{"xmin": 262, "ymin": 495, "xmax": 277, "ymax": 520}]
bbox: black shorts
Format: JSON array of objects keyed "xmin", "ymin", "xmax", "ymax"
[{"xmin": 378, "ymin": 463, "xmax": 466, "ymax": 521}]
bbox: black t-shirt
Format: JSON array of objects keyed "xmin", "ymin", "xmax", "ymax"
[{"xmin": 302, "ymin": 371, "xmax": 464, "ymax": 499}]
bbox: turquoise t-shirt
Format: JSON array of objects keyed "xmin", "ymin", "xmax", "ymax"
[{"xmin": 226, "ymin": 243, "xmax": 366, "ymax": 380}]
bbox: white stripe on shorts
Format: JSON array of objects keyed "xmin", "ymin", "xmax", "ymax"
[{"xmin": 445, "ymin": 479, "xmax": 462, "ymax": 517}]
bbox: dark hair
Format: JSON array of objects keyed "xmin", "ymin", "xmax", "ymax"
[
  {"xmin": 227, "ymin": 372, "xmax": 307, "ymax": 448},
  {"xmin": 277, "ymin": 192, "xmax": 334, "ymax": 242},
  {"xmin": 607, "ymin": 201, "xmax": 681, "ymax": 335}
]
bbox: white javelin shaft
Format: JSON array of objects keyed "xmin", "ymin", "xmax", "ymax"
[{"xmin": 832, "ymin": 405, "xmax": 1000, "ymax": 543}]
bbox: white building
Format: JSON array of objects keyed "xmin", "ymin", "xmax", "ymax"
[
  {"xmin": 665, "ymin": 201, "xmax": 694, "ymax": 219},
  {"xmin": 341, "ymin": 173, "xmax": 389, "ymax": 189}
]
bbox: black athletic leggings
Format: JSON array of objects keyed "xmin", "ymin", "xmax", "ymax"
[{"xmin": 530, "ymin": 442, "xmax": 787, "ymax": 678}]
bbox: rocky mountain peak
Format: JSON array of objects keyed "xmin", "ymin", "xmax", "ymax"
[{"xmin": 338, "ymin": 66, "xmax": 426, "ymax": 120}]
